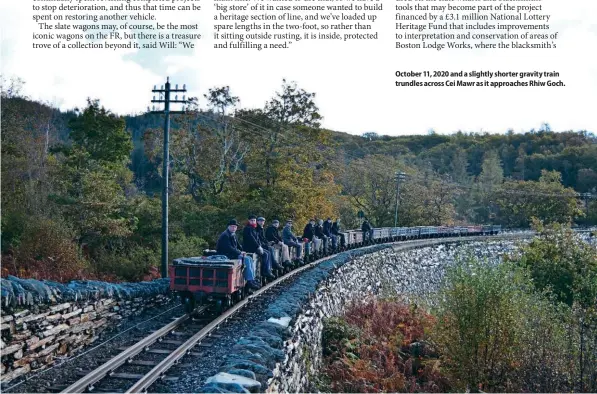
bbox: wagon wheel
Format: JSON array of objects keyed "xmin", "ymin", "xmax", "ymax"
[{"xmin": 182, "ymin": 293, "xmax": 196, "ymax": 314}]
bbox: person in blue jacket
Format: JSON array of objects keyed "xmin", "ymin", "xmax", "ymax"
[{"xmin": 216, "ymin": 219, "xmax": 260, "ymax": 290}]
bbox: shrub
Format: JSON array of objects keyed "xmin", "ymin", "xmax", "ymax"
[
  {"xmin": 320, "ymin": 299, "xmax": 449, "ymax": 393},
  {"xmin": 506, "ymin": 220, "xmax": 597, "ymax": 392},
  {"xmin": 433, "ymin": 254, "xmax": 576, "ymax": 392},
  {"xmin": 6, "ymin": 218, "xmax": 89, "ymax": 281}
]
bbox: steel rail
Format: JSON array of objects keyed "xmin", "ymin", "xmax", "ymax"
[{"xmin": 61, "ymin": 310, "xmax": 198, "ymax": 393}]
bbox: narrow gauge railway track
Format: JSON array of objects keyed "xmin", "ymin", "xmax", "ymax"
[
  {"xmin": 63, "ymin": 249, "xmax": 343, "ymax": 394},
  {"xmin": 61, "ymin": 307, "xmax": 210, "ymax": 393},
  {"xmin": 64, "ymin": 233, "xmax": 528, "ymax": 394}
]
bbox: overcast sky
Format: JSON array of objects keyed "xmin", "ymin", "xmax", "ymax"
[{"xmin": 1, "ymin": 0, "xmax": 596, "ymax": 136}]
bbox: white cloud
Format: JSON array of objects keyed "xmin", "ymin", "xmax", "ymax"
[{"xmin": 1, "ymin": 0, "xmax": 596, "ymax": 135}]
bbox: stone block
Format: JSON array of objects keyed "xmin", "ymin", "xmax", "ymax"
[
  {"xmin": 13, "ymin": 310, "xmax": 30, "ymax": 319},
  {"xmin": 83, "ymin": 305, "xmax": 94, "ymax": 313},
  {"xmin": 42, "ymin": 324, "xmax": 69, "ymax": 338},
  {"xmin": 70, "ymin": 321, "xmax": 93, "ymax": 334},
  {"xmin": 2, "ymin": 343, "xmax": 23, "ymax": 356},
  {"xmin": 50, "ymin": 303, "xmax": 70, "ymax": 313},
  {"xmin": 38, "ymin": 343, "xmax": 60, "ymax": 357},
  {"xmin": 17, "ymin": 312, "xmax": 49, "ymax": 325},
  {"xmin": 93, "ymin": 318, "xmax": 107, "ymax": 328},
  {"xmin": 206, "ymin": 373, "xmax": 261, "ymax": 392},
  {"xmin": 12, "ymin": 356, "xmax": 32, "ymax": 368},
  {"xmin": 46, "ymin": 314, "xmax": 62, "ymax": 323},
  {"xmin": 11, "ymin": 330, "xmax": 32, "ymax": 341},
  {"xmin": 80, "ymin": 313, "xmax": 89, "ymax": 322},
  {"xmin": 55, "ymin": 333, "xmax": 70, "ymax": 342},
  {"xmin": 58, "ymin": 342, "xmax": 68, "ymax": 355},
  {"xmin": 62, "ymin": 309, "xmax": 82, "ymax": 320},
  {"xmin": 0, "ymin": 364, "xmax": 30, "ymax": 383},
  {"xmin": 27, "ymin": 336, "xmax": 54, "ymax": 351},
  {"xmin": 1, "ymin": 315, "xmax": 14, "ymax": 323}
]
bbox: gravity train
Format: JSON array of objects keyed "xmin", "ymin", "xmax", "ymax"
[{"xmin": 169, "ymin": 224, "xmax": 502, "ymax": 312}]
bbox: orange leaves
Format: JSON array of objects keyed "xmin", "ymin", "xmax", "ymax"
[{"xmin": 320, "ymin": 299, "xmax": 450, "ymax": 393}]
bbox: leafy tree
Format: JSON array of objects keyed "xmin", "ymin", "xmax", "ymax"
[
  {"xmin": 68, "ymin": 99, "xmax": 132, "ymax": 163},
  {"xmin": 469, "ymin": 150, "xmax": 504, "ymax": 223},
  {"xmin": 495, "ymin": 170, "xmax": 582, "ymax": 227},
  {"xmin": 341, "ymin": 155, "xmax": 408, "ymax": 226},
  {"xmin": 450, "ymin": 148, "xmax": 470, "ymax": 184},
  {"xmin": 51, "ymin": 99, "xmax": 136, "ymax": 254},
  {"xmin": 577, "ymin": 168, "xmax": 597, "ymax": 193},
  {"xmin": 261, "ymin": 79, "xmax": 322, "ymax": 188},
  {"xmin": 510, "ymin": 220, "xmax": 597, "ymax": 308}
]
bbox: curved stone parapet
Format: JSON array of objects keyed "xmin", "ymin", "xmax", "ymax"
[
  {"xmin": 1, "ymin": 277, "xmax": 170, "ymax": 310},
  {"xmin": 0, "ymin": 277, "xmax": 172, "ymax": 384}
]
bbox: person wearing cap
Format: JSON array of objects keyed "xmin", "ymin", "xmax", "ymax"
[
  {"xmin": 282, "ymin": 220, "xmax": 303, "ymax": 262},
  {"xmin": 302, "ymin": 218, "xmax": 322, "ymax": 255},
  {"xmin": 216, "ymin": 219, "xmax": 260, "ymax": 290},
  {"xmin": 323, "ymin": 217, "xmax": 338, "ymax": 250},
  {"xmin": 243, "ymin": 215, "xmax": 275, "ymax": 279},
  {"xmin": 256, "ymin": 217, "xmax": 282, "ymax": 271},
  {"xmin": 266, "ymin": 220, "xmax": 293, "ymax": 267}
]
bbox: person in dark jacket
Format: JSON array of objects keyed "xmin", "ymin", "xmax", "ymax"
[
  {"xmin": 266, "ymin": 219, "xmax": 292, "ymax": 267},
  {"xmin": 302, "ymin": 218, "xmax": 322, "ymax": 254},
  {"xmin": 216, "ymin": 219, "xmax": 259, "ymax": 289},
  {"xmin": 243, "ymin": 215, "xmax": 274, "ymax": 279},
  {"xmin": 302, "ymin": 219, "xmax": 315, "ymax": 241},
  {"xmin": 282, "ymin": 220, "xmax": 303, "ymax": 261},
  {"xmin": 362, "ymin": 219, "xmax": 374, "ymax": 243},
  {"xmin": 332, "ymin": 218, "xmax": 345, "ymax": 248},
  {"xmin": 315, "ymin": 219, "xmax": 329, "ymax": 252},
  {"xmin": 257, "ymin": 217, "xmax": 282, "ymax": 270},
  {"xmin": 323, "ymin": 217, "xmax": 338, "ymax": 250}
]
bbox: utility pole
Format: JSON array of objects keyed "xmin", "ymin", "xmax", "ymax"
[
  {"xmin": 150, "ymin": 77, "xmax": 188, "ymax": 278},
  {"xmin": 394, "ymin": 172, "xmax": 407, "ymax": 227},
  {"xmin": 582, "ymin": 192, "xmax": 593, "ymax": 219}
]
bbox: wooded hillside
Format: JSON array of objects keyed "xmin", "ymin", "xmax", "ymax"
[{"xmin": 2, "ymin": 77, "xmax": 596, "ymax": 281}]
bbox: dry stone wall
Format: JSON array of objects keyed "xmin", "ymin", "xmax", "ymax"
[{"xmin": 0, "ymin": 277, "xmax": 171, "ymax": 384}]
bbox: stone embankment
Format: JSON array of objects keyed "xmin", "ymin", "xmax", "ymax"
[
  {"xmin": 270, "ymin": 240, "xmax": 524, "ymax": 393},
  {"xmin": 1, "ymin": 277, "xmax": 171, "ymax": 383}
]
